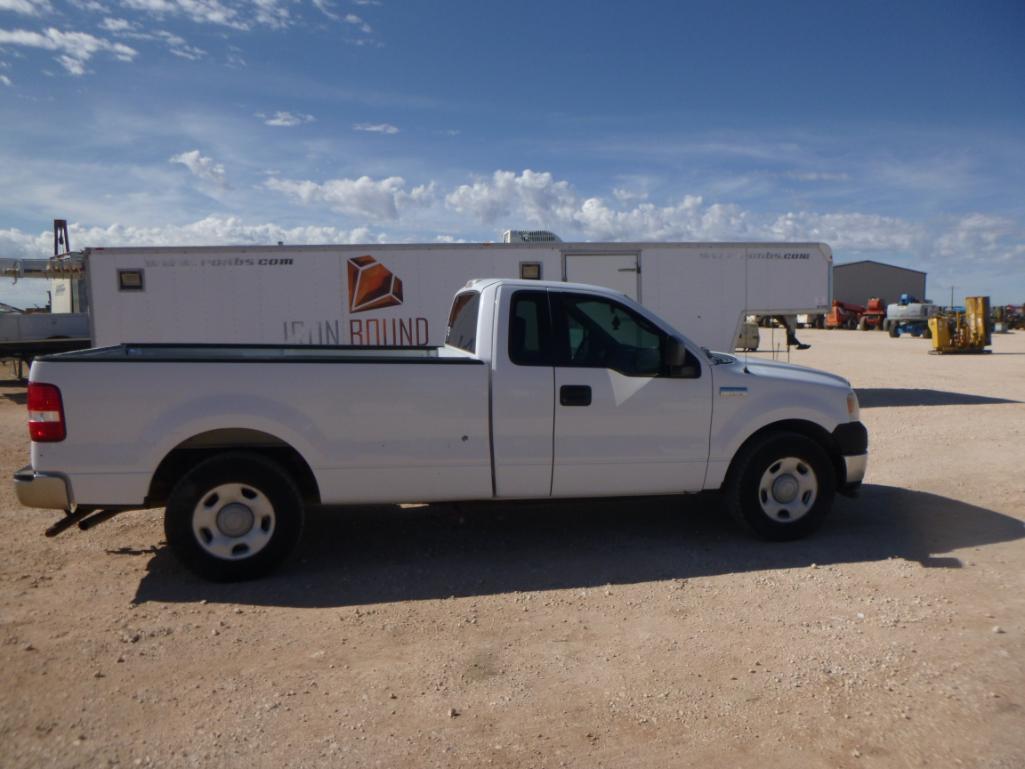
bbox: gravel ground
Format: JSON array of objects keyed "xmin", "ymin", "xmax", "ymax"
[{"xmin": 1, "ymin": 328, "xmax": 1023, "ymax": 769}]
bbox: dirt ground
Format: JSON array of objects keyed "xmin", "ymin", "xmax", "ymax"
[{"xmin": 1, "ymin": 328, "xmax": 1023, "ymax": 769}]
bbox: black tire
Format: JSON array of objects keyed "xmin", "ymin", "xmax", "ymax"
[
  {"xmin": 164, "ymin": 452, "xmax": 304, "ymax": 581},
  {"xmin": 722, "ymin": 432, "xmax": 836, "ymax": 541},
  {"xmin": 857, "ymin": 317, "xmax": 868, "ymax": 331},
  {"xmin": 923, "ymin": 326, "xmax": 932, "ymax": 339},
  {"xmin": 888, "ymin": 323, "xmax": 899, "ymax": 338}
]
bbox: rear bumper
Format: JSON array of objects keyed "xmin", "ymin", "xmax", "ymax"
[{"xmin": 14, "ymin": 465, "xmax": 73, "ymax": 510}]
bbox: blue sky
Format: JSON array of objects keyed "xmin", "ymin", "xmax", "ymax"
[{"xmin": 2, "ymin": 0, "xmax": 1023, "ymax": 307}]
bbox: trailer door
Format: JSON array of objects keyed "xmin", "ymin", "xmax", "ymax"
[{"xmin": 564, "ymin": 253, "xmax": 640, "ymax": 300}]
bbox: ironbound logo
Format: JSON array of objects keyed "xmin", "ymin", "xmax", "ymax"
[{"xmin": 346, "ymin": 255, "xmax": 404, "ymax": 313}]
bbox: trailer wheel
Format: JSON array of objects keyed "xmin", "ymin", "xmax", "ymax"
[
  {"xmin": 723, "ymin": 433, "xmax": 835, "ymax": 541},
  {"xmin": 164, "ymin": 452, "xmax": 304, "ymax": 581}
]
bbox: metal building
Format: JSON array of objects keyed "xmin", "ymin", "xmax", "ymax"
[{"xmin": 833, "ymin": 260, "xmax": 927, "ymax": 306}]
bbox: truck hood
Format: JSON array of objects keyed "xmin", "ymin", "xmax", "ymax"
[{"xmin": 724, "ymin": 355, "xmax": 852, "ymax": 391}]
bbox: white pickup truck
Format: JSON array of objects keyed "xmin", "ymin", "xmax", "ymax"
[{"xmin": 15, "ymin": 279, "xmax": 867, "ymax": 580}]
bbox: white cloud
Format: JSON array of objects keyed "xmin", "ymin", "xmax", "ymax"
[
  {"xmin": 343, "ymin": 12, "xmax": 371, "ymax": 33},
  {"xmin": 0, "ymin": 27, "xmax": 137, "ymax": 75},
  {"xmin": 785, "ymin": 171, "xmax": 850, "ymax": 182},
  {"xmin": 311, "ymin": 0, "xmax": 338, "ymax": 20},
  {"xmin": 768, "ymin": 211, "xmax": 922, "ymax": 252},
  {"xmin": 0, "ymin": 73, "xmax": 11, "ymax": 86},
  {"xmin": 118, "ymin": 0, "xmax": 249, "ymax": 30},
  {"xmin": 0, "ymin": 217, "xmax": 384, "ymax": 258},
  {"xmin": 156, "ymin": 30, "xmax": 204, "ymax": 59},
  {"xmin": 353, "ymin": 122, "xmax": 398, "ymax": 134},
  {"xmin": 78, "ymin": 216, "xmax": 383, "ymax": 246},
  {"xmin": 612, "ymin": 187, "xmax": 647, "ymax": 203},
  {"xmin": 252, "ymin": 0, "xmax": 290, "ymax": 28},
  {"xmin": 169, "ymin": 149, "xmax": 227, "ymax": 187},
  {"xmin": 225, "ymin": 47, "xmax": 245, "ymax": 67},
  {"xmin": 68, "ymin": 0, "xmax": 108, "ymax": 11},
  {"xmin": 0, "ymin": 0, "xmax": 53, "ymax": 16},
  {"xmin": 439, "ymin": 168, "xmax": 938, "ymax": 249},
  {"xmin": 99, "ymin": 16, "xmax": 134, "ymax": 31},
  {"xmin": 260, "ymin": 110, "xmax": 315, "ymax": 127},
  {"xmin": 97, "ymin": 19, "xmax": 206, "ymax": 59},
  {"xmin": 265, "ymin": 175, "xmax": 435, "ymax": 221},
  {"xmin": 934, "ymin": 213, "xmax": 1024, "ymax": 264},
  {"xmin": 445, "ymin": 169, "xmax": 577, "ymax": 226},
  {"xmin": 109, "ymin": 0, "xmax": 292, "ymax": 30}
]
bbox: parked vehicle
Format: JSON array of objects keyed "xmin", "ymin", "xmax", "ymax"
[
  {"xmin": 0, "ymin": 302, "xmax": 90, "ymax": 376},
  {"xmin": 825, "ymin": 301, "xmax": 864, "ymax": 330},
  {"xmin": 16, "ymin": 278, "xmax": 868, "ymax": 581},
  {"xmin": 857, "ymin": 298, "xmax": 886, "ymax": 331},
  {"xmin": 885, "ymin": 294, "xmax": 938, "ymax": 338},
  {"xmin": 734, "ymin": 320, "xmax": 759, "ymax": 352}
]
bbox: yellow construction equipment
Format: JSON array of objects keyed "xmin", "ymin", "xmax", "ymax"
[{"xmin": 928, "ymin": 296, "xmax": 992, "ymax": 354}]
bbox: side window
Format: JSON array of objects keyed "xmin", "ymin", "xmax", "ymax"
[
  {"xmin": 446, "ymin": 292, "xmax": 480, "ymax": 353},
  {"xmin": 509, "ymin": 290, "xmax": 553, "ymax": 366},
  {"xmin": 556, "ymin": 294, "xmax": 665, "ymax": 376}
]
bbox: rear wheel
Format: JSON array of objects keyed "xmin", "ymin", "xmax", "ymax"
[
  {"xmin": 723, "ymin": 433, "xmax": 835, "ymax": 541},
  {"xmin": 888, "ymin": 323, "xmax": 899, "ymax": 338},
  {"xmin": 164, "ymin": 452, "xmax": 304, "ymax": 581}
]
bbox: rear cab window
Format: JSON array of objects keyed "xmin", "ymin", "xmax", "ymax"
[
  {"xmin": 447, "ymin": 291, "xmax": 481, "ymax": 353},
  {"xmin": 508, "ymin": 290, "xmax": 554, "ymax": 366}
]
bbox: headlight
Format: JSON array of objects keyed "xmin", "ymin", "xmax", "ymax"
[{"xmin": 846, "ymin": 391, "xmax": 860, "ymax": 421}]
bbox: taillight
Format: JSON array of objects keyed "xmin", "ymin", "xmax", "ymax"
[{"xmin": 27, "ymin": 383, "xmax": 66, "ymax": 442}]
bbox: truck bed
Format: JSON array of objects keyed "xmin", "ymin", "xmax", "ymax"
[{"xmin": 29, "ymin": 346, "xmax": 492, "ymax": 508}]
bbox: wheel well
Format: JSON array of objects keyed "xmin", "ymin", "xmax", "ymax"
[
  {"xmin": 724, "ymin": 420, "xmax": 844, "ymax": 489},
  {"xmin": 146, "ymin": 429, "xmax": 321, "ymax": 507}
]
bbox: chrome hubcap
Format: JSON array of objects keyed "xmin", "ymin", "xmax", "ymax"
[
  {"xmin": 758, "ymin": 457, "xmax": 817, "ymax": 523},
  {"xmin": 216, "ymin": 503, "xmax": 254, "ymax": 537},
  {"xmin": 192, "ymin": 483, "xmax": 276, "ymax": 560}
]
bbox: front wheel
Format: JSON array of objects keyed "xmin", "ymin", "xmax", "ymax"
[
  {"xmin": 723, "ymin": 433, "xmax": 836, "ymax": 541},
  {"xmin": 164, "ymin": 452, "xmax": 305, "ymax": 581}
]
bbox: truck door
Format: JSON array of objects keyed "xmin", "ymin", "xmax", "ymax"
[
  {"xmin": 490, "ymin": 288, "xmax": 556, "ymax": 498},
  {"xmin": 549, "ymin": 290, "xmax": 712, "ymax": 497},
  {"xmin": 564, "ymin": 253, "xmax": 640, "ymax": 300}
]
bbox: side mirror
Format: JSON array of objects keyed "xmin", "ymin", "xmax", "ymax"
[
  {"xmin": 664, "ymin": 336, "xmax": 699, "ymax": 378},
  {"xmin": 663, "ymin": 336, "xmax": 686, "ymax": 368}
]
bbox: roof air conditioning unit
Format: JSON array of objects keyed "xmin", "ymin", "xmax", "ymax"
[{"xmin": 502, "ymin": 230, "xmax": 562, "ymax": 243}]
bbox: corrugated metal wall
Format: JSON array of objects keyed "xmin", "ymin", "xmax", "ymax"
[{"xmin": 833, "ymin": 262, "xmax": 927, "ymax": 306}]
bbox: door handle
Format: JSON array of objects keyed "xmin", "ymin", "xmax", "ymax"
[{"xmin": 560, "ymin": 385, "xmax": 592, "ymax": 406}]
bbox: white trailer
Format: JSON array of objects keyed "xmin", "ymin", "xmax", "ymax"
[{"xmin": 78, "ymin": 241, "xmax": 831, "ymax": 353}]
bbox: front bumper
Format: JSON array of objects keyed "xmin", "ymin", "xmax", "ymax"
[
  {"xmin": 832, "ymin": 421, "xmax": 868, "ymax": 497},
  {"xmin": 841, "ymin": 453, "xmax": 868, "ymax": 494},
  {"xmin": 14, "ymin": 465, "xmax": 73, "ymax": 510}
]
